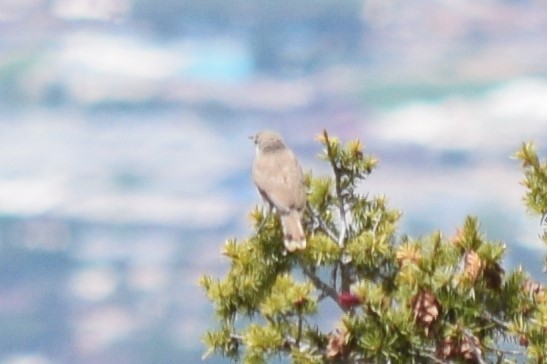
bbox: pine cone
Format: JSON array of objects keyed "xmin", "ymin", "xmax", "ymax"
[
  {"xmin": 450, "ymin": 228, "xmax": 465, "ymax": 251},
  {"xmin": 523, "ymin": 279, "xmax": 545, "ymax": 303},
  {"xmin": 436, "ymin": 336, "xmax": 456, "ymax": 360},
  {"xmin": 537, "ymin": 289, "xmax": 546, "ymax": 303},
  {"xmin": 459, "ymin": 334, "xmax": 482, "ymax": 361},
  {"xmin": 293, "ymin": 296, "xmax": 308, "ymax": 310},
  {"xmin": 326, "ymin": 329, "xmax": 347, "ymax": 359},
  {"xmin": 523, "ymin": 278, "xmax": 542, "ymax": 295},
  {"xmin": 463, "ymin": 250, "xmax": 482, "ymax": 282},
  {"xmin": 483, "ymin": 262, "xmax": 504, "ymax": 290},
  {"xmin": 411, "ymin": 289, "xmax": 441, "ymax": 332},
  {"xmin": 519, "ymin": 334, "xmax": 529, "ymax": 347},
  {"xmin": 438, "ymin": 334, "xmax": 483, "ymax": 362}
]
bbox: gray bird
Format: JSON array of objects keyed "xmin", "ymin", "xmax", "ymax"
[{"xmin": 252, "ymin": 130, "xmax": 307, "ymax": 251}]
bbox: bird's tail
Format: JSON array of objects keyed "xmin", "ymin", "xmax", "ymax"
[{"xmin": 281, "ymin": 210, "xmax": 306, "ymax": 252}]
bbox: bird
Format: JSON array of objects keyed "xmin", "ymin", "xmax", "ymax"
[{"xmin": 251, "ymin": 130, "xmax": 307, "ymax": 252}]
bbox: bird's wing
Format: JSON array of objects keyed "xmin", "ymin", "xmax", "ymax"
[{"xmin": 252, "ymin": 150, "xmax": 305, "ymax": 213}]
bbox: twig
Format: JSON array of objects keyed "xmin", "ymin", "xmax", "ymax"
[
  {"xmin": 307, "ymin": 203, "xmax": 339, "ymax": 244},
  {"xmin": 481, "ymin": 312, "xmax": 511, "ymax": 330},
  {"xmin": 323, "ymin": 129, "xmax": 348, "ymax": 248},
  {"xmin": 295, "ymin": 312, "xmax": 303, "ymax": 347},
  {"xmin": 371, "ymin": 210, "xmax": 382, "ymax": 235},
  {"xmin": 285, "ymin": 334, "xmax": 314, "ymax": 354},
  {"xmin": 485, "ymin": 344, "xmax": 525, "ymax": 357},
  {"xmin": 230, "ymin": 333, "xmax": 244, "ymax": 341},
  {"xmin": 411, "ymin": 350, "xmax": 450, "ymax": 364},
  {"xmin": 478, "ymin": 314, "xmax": 528, "ymax": 361},
  {"xmin": 323, "ymin": 130, "xmax": 352, "ymax": 293},
  {"xmin": 330, "ymin": 263, "xmax": 338, "ymax": 291},
  {"xmin": 302, "ymin": 266, "xmax": 340, "ymax": 308},
  {"xmin": 463, "ymin": 329, "xmax": 487, "ymax": 364},
  {"xmin": 481, "ymin": 313, "xmax": 526, "ymax": 358}
]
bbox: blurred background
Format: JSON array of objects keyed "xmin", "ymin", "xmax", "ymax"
[{"xmin": 0, "ymin": 0, "xmax": 546, "ymax": 363}]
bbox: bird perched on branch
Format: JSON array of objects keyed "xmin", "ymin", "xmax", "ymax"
[{"xmin": 251, "ymin": 130, "xmax": 307, "ymax": 252}]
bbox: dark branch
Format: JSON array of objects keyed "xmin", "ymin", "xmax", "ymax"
[
  {"xmin": 302, "ymin": 266, "xmax": 340, "ymax": 309},
  {"xmin": 295, "ymin": 312, "xmax": 303, "ymax": 347}
]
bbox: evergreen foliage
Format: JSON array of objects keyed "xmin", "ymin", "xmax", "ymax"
[
  {"xmin": 200, "ymin": 131, "xmax": 546, "ymax": 363},
  {"xmin": 514, "ymin": 142, "xmax": 547, "ymax": 271}
]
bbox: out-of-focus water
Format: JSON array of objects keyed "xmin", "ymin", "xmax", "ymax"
[{"xmin": 0, "ymin": 1, "xmax": 546, "ymax": 363}]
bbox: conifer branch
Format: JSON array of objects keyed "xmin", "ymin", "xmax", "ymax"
[
  {"xmin": 463, "ymin": 329, "xmax": 487, "ymax": 364},
  {"xmin": 481, "ymin": 312, "xmax": 511, "ymax": 330},
  {"xmin": 302, "ymin": 266, "xmax": 340, "ymax": 308},
  {"xmin": 323, "ymin": 129, "xmax": 348, "ymax": 248},
  {"xmin": 485, "ymin": 345, "xmax": 525, "ymax": 358},
  {"xmin": 295, "ymin": 311, "xmax": 303, "ymax": 347},
  {"xmin": 330, "ymin": 264, "xmax": 338, "ymax": 291},
  {"xmin": 323, "ymin": 129, "xmax": 352, "ymax": 293},
  {"xmin": 307, "ymin": 203, "xmax": 339, "ymax": 244},
  {"xmin": 230, "ymin": 333, "xmax": 244, "ymax": 341}
]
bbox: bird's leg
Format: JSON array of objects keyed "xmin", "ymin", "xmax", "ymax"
[{"xmin": 256, "ymin": 203, "xmax": 273, "ymax": 235}]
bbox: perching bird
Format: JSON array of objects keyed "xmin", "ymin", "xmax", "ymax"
[{"xmin": 252, "ymin": 130, "xmax": 307, "ymax": 251}]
